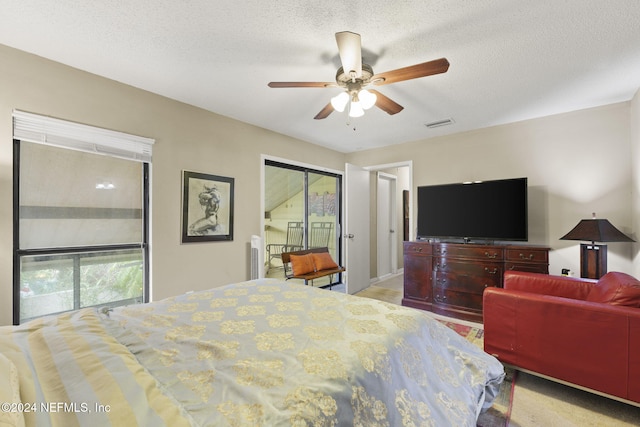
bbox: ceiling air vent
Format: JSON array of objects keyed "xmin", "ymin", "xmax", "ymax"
[{"xmin": 425, "ymin": 118, "xmax": 454, "ymax": 129}]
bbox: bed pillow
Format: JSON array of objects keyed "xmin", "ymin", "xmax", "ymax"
[
  {"xmin": 0, "ymin": 353, "xmax": 25, "ymax": 427},
  {"xmin": 312, "ymin": 252, "xmax": 339, "ymax": 271},
  {"xmin": 586, "ymin": 271, "xmax": 640, "ymax": 307},
  {"xmin": 290, "ymin": 254, "xmax": 316, "ymax": 275}
]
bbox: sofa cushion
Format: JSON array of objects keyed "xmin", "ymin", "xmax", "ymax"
[
  {"xmin": 290, "ymin": 253, "xmax": 316, "ymax": 276},
  {"xmin": 586, "ymin": 272, "xmax": 640, "ymax": 307}
]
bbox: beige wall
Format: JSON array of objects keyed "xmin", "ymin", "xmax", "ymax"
[
  {"xmin": 347, "ymin": 102, "xmax": 637, "ymax": 277},
  {"xmin": 0, "ymin": 44, "xmax": 345, "ymax": 325},
  {"xmin": 631, "ymin": 89, "xmax": 640, "ymax": 278},
  {"xmin": 2, "ymin": 43, "xmax": 638, "ymax": 325}
]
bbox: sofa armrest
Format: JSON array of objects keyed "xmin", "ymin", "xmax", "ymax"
[
  {"xmin": 483, "ymin": 287, "xmax": 640, "ymax": 401},
  {"xmin": 503, "ymin": 271, "xmax": 595, "ymax": 300}
]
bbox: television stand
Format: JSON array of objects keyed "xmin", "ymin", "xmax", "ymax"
[{"xmin": 402, "ymin": 241, "xmax": 549, "ymax": 322}]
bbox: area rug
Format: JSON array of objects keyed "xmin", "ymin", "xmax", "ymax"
[
  {"xmin": 437, "ymin": 319, "xmax": 485, "ymax": 349},
  {"xmin": 437, "ymin": 319, "xmax": 516, "ymax": 427}
]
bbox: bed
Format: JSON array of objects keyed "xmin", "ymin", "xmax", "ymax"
[{"xmin": 0, "ymin": 278, "xmax": 504, "ymax": 426}]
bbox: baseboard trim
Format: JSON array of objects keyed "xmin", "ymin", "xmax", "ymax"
[{"xmin": 370, "ymin": 269, "xmax": 404, "ymax": 284}]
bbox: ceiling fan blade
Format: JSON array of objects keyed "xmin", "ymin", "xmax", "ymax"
[
  {"xmin": 369, "ymin": 90, "xmax": 404, "ymax": 115},
  {"xmin": 335, "ymin": 31, "xmax": 362, "ymax": 78},
  {"xmin": 372, "ymin": 58, "xmax": 450, "ymax": 86},
  {"xmin": 314, "ymin": 103, "xmax": 334, "ymax": 120},
  {"xmin": 268, "ymin": 82, "xmax": 335, "ymax": 88}
]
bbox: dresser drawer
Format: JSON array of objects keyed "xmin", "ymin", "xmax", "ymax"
[
  {"xmin": 505, "ymin": 262, "xmax": 549, "ymax": 274},
  {"xmin": 505, "ymin": 248, "xmax": 548, "ymax": 264},
  {"xmin": 434, "ymin": 259, "xmax": 503, "ymax": 281},
  {"xmin": 434, "ymin": 265, "xmax": 502, "ymax": 295},
  {"xmin": 404, "ymin": 242, "xmax": 432, "ymax": 256},
  {"xmin": 433, "ymin": 244, "xmax": 504, "ymax": 261},
  {"xmin": 433, "ymin": 287, "xmax": 484, "ymax": 311}
]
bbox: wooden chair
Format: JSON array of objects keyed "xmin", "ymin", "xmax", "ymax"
[
  {"xmin": 266, "ymin": 221, "xmax": 304, "ymax": 270},
  {"xmin": 309, "ymin": 222, "xmax": 333, "ymax": 248}
]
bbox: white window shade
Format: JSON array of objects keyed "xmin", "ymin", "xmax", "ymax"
[
  {"xmin": 19, "ymin": 141, "xmax": 144, "ymax": 249},
  {"xmin": 13, "ymin": 110, "xmax": 154, "ymax": 162}
]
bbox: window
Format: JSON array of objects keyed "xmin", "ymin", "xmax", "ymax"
[{"xmin": 13, "ymin": 111, "xmax": 153, "ymax": 324}]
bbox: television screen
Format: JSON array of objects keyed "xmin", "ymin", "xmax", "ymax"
[{"xmin": 417, "ymin": 177, "xmax": 528, "ymax": 242}]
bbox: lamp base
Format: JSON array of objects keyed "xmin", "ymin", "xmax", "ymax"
[{"xmin": 580, "ymin": 243, "xmax": 607, "ymax": 279}]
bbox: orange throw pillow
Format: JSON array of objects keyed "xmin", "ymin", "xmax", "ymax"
[
  {"xmin": 290, "ymin": 254, "xmax": 316, "ymax": 275},
  {"xmin": 312, "ymin": 252, "xmax": 339, "ymax": 271}
]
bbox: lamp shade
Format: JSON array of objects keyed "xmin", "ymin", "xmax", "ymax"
[
  {"xmin": 330, "ymin": 92, "xmax": 349, "ymax": 112},
  {"xmin": 358, "ymin": 89, "xmax": 377, "ymax": 110},
  {"xmin": 560, "ymin": 218, "xmax": 635, "ymax": 243},
  {"xmin": 348, "ymin": 100, "xmax": 365, "ymax": 118}
]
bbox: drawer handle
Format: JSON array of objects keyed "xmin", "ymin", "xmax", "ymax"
[
  {"xmin": 484, "ymin": 252, "xmax": 498, "ymax": 259},
  {"xmin": 485, "ymin": 267, "xmax": 498, "ymax": 275},
  {"xmin": 414, "ymin": 247, "xmax": 423, "ymax": 252},
  {"xmin": 519, "ymin": 253, "xmax": 534, "ymax": 260}
]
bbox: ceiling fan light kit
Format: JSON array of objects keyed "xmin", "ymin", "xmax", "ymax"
[
  {"xmin": 330, "ymin": 92, "xmax": 349, "ymax": 112},
  {"xmin": 357, "ymin": 89, "xmax": 377, "ymax": 109},
  {"xmin": 348, "ymin": 100, "xmax": 365, "ymax": 118},
  {"xmin": 331, "ymin": 89, "xmax": 377, "ymax": 117},
  {"xmin": 268, "ymin": 31, "xmax": 450, "ymax": 121}
]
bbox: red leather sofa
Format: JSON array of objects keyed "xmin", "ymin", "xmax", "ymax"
[{"xmin": 483, "ymin": 270, "xmax": 640, "ymax": 405}]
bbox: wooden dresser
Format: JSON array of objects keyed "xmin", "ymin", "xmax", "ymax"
[{"xmin": 402, "ymin": 241, "xmax": 549, "ymax": 322}]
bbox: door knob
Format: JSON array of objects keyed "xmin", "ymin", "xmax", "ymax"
[{"xmin": 344, "ymin": 234, "xmax": 355, "ymax": 239}]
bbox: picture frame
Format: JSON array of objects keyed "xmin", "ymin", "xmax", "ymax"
[{"xmin": 181, "ymin": 171, "xmax": 234, "ymax": 243}]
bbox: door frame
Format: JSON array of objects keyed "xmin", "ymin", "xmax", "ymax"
[
  {"xmin": 261, "ymin": 155, "xmax": 344, "ymax": 275},
  {"xmin": 376, "ymin": 171, "xmax": 397, "ymax": 279},
  {"xmin": 365, "ymin": 161, "xmax": 413, "ymax": 281}
]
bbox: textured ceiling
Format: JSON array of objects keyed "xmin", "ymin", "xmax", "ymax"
[{"xmin": 1, "ymin": 1, "xmax": 640, "ymax": 153}]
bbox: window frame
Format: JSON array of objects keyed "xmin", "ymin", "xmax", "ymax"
[{"xmin": 12, "ymin": 138, "xmax": 150, "ymax": 325}]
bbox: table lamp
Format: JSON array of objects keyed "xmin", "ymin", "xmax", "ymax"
[{"xmin": 560, "ymin": 213, "xmax": 635, "ymax": 279}]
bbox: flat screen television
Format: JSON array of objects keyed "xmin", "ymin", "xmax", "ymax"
[{"xmin": 417, "ymin": 177, "xmax": 528, "ymax": 242}]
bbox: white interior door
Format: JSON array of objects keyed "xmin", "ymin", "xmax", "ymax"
[
  {"xmin": 377, "ymin": 172, "xmax": 396, "ymax": 279},
  {"xmin": 345, "ymin": 163, "xmax": 370, "ymax": 294}
]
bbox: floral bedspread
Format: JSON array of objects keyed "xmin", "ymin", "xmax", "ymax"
[{"xmin": 102, "ymin": 278, "xmax": 504, "ymax": 426}]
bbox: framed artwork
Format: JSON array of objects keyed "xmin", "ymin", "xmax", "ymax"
[{"xmin": 182, "ymin": 171, "xmax": 234, "ymax": 243}]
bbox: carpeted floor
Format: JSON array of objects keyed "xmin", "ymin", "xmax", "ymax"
[{"xmin": 355, "ymin": 274, "xmax": 640, "ymax": 427}]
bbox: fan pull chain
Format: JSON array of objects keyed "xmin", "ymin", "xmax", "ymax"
[{"xmin": 345, "ymin": 118, "xmax": 356, "ymax": 131}]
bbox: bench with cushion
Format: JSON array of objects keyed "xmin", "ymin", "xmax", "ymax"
[{"xmin": 281, "ymin": 247, "xmax": 345, "ymax": 286}]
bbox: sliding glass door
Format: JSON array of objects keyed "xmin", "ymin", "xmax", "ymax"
[{"xmin": 264, "ymin": 160, "xmax": 342, "ymax": 287}]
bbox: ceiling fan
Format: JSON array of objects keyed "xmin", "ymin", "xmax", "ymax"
[{"xmin": 268, "ymin": 31, "xmax": 449, "ymax": 120}]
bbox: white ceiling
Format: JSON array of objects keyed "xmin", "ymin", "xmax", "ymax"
[{"xmin": 1, "ymin": 1, "xmax": 640, "ymax": 153}]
